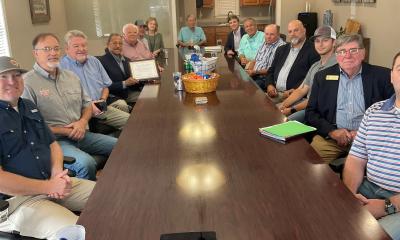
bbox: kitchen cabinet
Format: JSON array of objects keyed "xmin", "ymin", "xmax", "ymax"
[
  {"xmin": 203, "ymin": 27, "xmax": 216, "ymax": 46},
  {"xmin": 240, "ymin": 0, "xmax": 271, "ymax": 6},
  {"xmin": 202, "ymin": 0, "xmax": 214, "ymax": 8},
  {"xmin": 259, "ymin": 0, "xmax": 272, "ymax": 5}
]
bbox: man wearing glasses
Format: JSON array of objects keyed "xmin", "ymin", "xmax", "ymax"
[
  {"xmin": 23, "ymin": 33, "xmax": 117, "ymax": 180},
  {"xmin": 305, "ymin": 34, "xmax": 394, "ymax": 164}
]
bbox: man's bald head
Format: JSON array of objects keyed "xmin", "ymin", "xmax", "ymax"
[{"xmin": 287, "ymin": 20, "xmax": 306, "ymax": 47}]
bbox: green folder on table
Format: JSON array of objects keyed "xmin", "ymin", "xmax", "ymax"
[{"xmin": 259, "ymin": 120, "xmax": 316, "ymax": 143}]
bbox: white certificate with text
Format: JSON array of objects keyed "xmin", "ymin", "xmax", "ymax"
[{"xmin": 129, "ymin": 59, "xmax": 160, "ymax": 81}]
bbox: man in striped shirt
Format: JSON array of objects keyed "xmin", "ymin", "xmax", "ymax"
[
  {"xmin": 245, "ymin": 24, "xmax": 285, "ymax": 89},
  {"xmin": 343, "ymin": 52, "xmax": 400, "ymax": 240}
]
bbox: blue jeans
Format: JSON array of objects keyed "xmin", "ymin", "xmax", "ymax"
[
  {"xmin": 58, "ymin": 132, "xmax": 117, "ymax": 180},
  {"xmin": 358, "ymin": 178, "xmax": 400, "ymax": 240},
  {"xmin": 252, "ymin": 74, "xmax": 267, "ymax": 90}
]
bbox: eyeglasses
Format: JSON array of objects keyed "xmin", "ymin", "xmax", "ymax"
[
  {"xmin": 35, "ymin": 47, "xmax": 62, "ymax": 53},
  {"xmin": 335, "ymin": 48, "xmax": 363, "ymax": 56}
]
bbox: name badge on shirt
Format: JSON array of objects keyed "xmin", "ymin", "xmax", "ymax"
[
  {"xmin": 326, "ymin": 75, "xmax": 339, "ymax": 81},
  {"xmin": 31, "ymin": 109, "xmax": 38, "ymax": 113}
]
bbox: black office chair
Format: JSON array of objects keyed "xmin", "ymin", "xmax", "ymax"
[
  {"xmin": 280, "ymin": 33, "xmax": 287, "ymax": 42},
  {"xmin": 329, "ymin": 157, "xmax": 346, "ymax": 179},
  {"xmin": 63, "ymin": 156, "xmax": 76, "ymax": 177},
  {"xmin": 0, "ymin": 231, "xmax": 43, "ymax": 239}
]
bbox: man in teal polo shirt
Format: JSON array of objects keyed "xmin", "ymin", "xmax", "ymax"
[
  {"xmin": 177, "ymin": 14, "xmax": 206, "ymax": 48},
  {"xmin": 238, "ymin": 18, "xmax": 264, "ymax": 66}
]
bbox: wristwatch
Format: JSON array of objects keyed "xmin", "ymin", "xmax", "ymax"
[
  {"xmin": 290, "ymin": 107, "xmax": 297, "ymax": 114},
  {"xmin": 385, "ymin": 198, "xmax": 397, "ymax": 215}
]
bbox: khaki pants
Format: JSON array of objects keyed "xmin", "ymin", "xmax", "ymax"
[
  {"xmin": 95, "ymin": 105, "xmax": 130, "ymax": 130},
  {"xmin": 310, "ymin": 135, "xmax": 351, "ymax": 164},
  {"xmin": 0, "ymin": 178, "xmax": 95, "ymax": 240},
  {"xmin": 125, "ymin": 90, "xmax": 141, "ymax": 104},
  {"xmin": 109, "ymin": 99, "xmax": 131, "ymax": 114}
]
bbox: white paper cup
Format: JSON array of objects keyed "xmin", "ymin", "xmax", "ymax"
[{"xmin": 55, "ymin": 225, "xmax": 85, "ymax": 240}]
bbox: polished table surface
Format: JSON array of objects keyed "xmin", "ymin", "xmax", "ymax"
[{"xmin": 78, "ymin": 49, "xmax": 389, "ymax": 240}]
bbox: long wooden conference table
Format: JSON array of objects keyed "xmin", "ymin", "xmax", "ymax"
[{"xmin": 77, "ymin": 48, "xmax": 390, "ymax": 239}]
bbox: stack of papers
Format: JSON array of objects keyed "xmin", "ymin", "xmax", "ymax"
[
  {"xmin": 259, "ymin": 121, "xmax": 316, "ymax": 144},
  {"xmin": 204, "ymin": 46, "xmax": 222, "ymax": 52}
]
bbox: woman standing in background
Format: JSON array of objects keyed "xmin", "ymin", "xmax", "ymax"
[{"xmin": 145, "ymin": 17, "xmax": 165, "ymax": 58}]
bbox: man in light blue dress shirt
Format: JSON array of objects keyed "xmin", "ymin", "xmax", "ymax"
[
  {"xmin": 177, "ymin": 14, "xmax": 206, "ymax": 48},
  {"xmin": 60, "ymin": 30, "xmax": 129, "ymax": 133}
]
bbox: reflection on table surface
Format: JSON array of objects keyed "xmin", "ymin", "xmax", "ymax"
[{"xmin": 78, "ymin": 48, "xmax": 389, "ymax": 240}]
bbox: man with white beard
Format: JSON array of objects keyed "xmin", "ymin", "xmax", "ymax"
[
  {"xmin": 22, "ymin": 33, "xmax": 117, "ymax": 180},
  {"xmin": 264, "ymin": 20, "xmax": 320, "ymax": 103}
]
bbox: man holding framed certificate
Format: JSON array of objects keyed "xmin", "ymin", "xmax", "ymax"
[{"xmin": 122, "ymin": 23, "xmax": 163, "ymax": 82}]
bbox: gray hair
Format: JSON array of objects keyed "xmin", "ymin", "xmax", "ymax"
[
  {"xmin": 64, "ymin": 30, "xmax": 87, "ymax": 45},
  {"xmin": 186, "ymin": 14, "xmax": 196, "ymax": 21},
  {"xmin": 122, "ymin": 23, "xmax": 138, "ymax": 34},
  {"xmin": 243, "ymin": 17, "xmax": 257, "ymax": 26},
  {"xmin": 334, "ymin": 34, "xmax": 364, "ymax": 50}
]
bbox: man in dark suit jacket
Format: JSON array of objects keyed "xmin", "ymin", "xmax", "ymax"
[
  {"xmin": 305, "ymin": 34, "xmax": 394, "ymax": 164},
  {"xmin": 224, "ymin": 15, "xmax": 246, "ymax": 57},
  {"xmin": 98, "ymin": 33, "xmax": 142, "ymax": 112},
  {"xmin": 265, "ymin": 20, "xmax": 320, "ymax": 103}
]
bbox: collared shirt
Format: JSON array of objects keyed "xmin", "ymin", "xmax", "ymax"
[
  {"xmin": 178, "ymin": 26, "xmax": 206, "ymax": 44},
  {"xmin": 276, "ymin": 42, "xmax": 304, "ymax": 91},
  {"xmin": 140, "ymin": 37, "xmax": 150, "ymax": 49},
  {"xmin": 111, "ymin": 52, "xmax": 126, "ymax": 75},
  {"xmin": 254, "ymin": 38, "xmax": 286, "ymax": 72},
  {"xmin": 0, "ymin": 98, "xmax": 54, "ymax": 190},
  {"xmin": 238, "ymin": 31, "xmax": 265, "ymax": 61},
  {"xmin": 122, "ymin": 39, "xmax": 153, "ymax": 61},
  {"xmin": 336, "ymin": 67, "xmax": 365, "ymax": 130},
  {"xmin": 110, "ymin": 52, "xmax": 129, "ymax": 89},
  {"xmin": 302, "ymin": 54, "xmax": 337, "ymax": 98},
  {"xmin": 233, "ymin": 27, "xmax": 243, "ymax": 51},
  {"xmin": 349, "ymin": 95, "xmax": 400, "ymax": 192},
  {"xmin": 22, "ymin": 63, "xmax": 92, "ymax": 128},
  {"xmin": 59, "ymin": 55, "xmax": 112, "ymax": 101}
]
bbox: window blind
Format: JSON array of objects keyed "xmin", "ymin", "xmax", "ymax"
[{"xmin": 0, "ymin": 0, "xmax": 10, "ymax": 57}]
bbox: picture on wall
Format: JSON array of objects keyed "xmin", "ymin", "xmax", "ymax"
[{"xmin": 29, "ymin": 0, "xmax": 51, "ymax": 24}]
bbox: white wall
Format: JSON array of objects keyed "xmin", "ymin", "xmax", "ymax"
[
  {"xmin": 4, "ymin": 0, "xmax": 398, "ymax": 68},
  {"xmin": 276, "ymin": 0, "xmax": 399, "ymax": 67},
  {"xmin": 276, "ymin": 0, "xmax": 308, "ymax": 34},
  {"xmin": 4, "ymin": 0, "xmax": 68, "ymax": 69},
  {"xmin": 312, "ymin": 1, "xmax": 400, "ymax": 67}
]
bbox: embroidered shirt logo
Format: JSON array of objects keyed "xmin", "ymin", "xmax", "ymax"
[{"xmin": 39, "ymin": 89, "xmax": 50, "ymax": 97}]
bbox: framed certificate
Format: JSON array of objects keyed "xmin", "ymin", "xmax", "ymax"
[{"xmin": 129, "ymin": 59, "xmax": 160, "ymax": 82}]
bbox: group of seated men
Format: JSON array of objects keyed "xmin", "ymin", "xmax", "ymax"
[
  {"xmin": 0, "ymin": 21, "xmax": 157, "ymax": 238},
  {"xmin": 145, "ymin": 12, "xmax": 400, "ymax": 238},
  {"xmin": 1, "ymin": 12, "xmax": 400, "ymax": 239},
  {"xmin": 220, "ymin": 15, "xmax": 399, "ymax": 238}
]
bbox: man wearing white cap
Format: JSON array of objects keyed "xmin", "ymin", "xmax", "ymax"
[
  {"xmin": 0, "ymin": 56, "xmax": 94, "ymax": 239},
  {"xmin": 135, "ymin": 19, "xmax": 150, "ymax": 49},
  {"xmin": 279, "ymin": 25, "xmax": 338, "ymax": 122}
]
